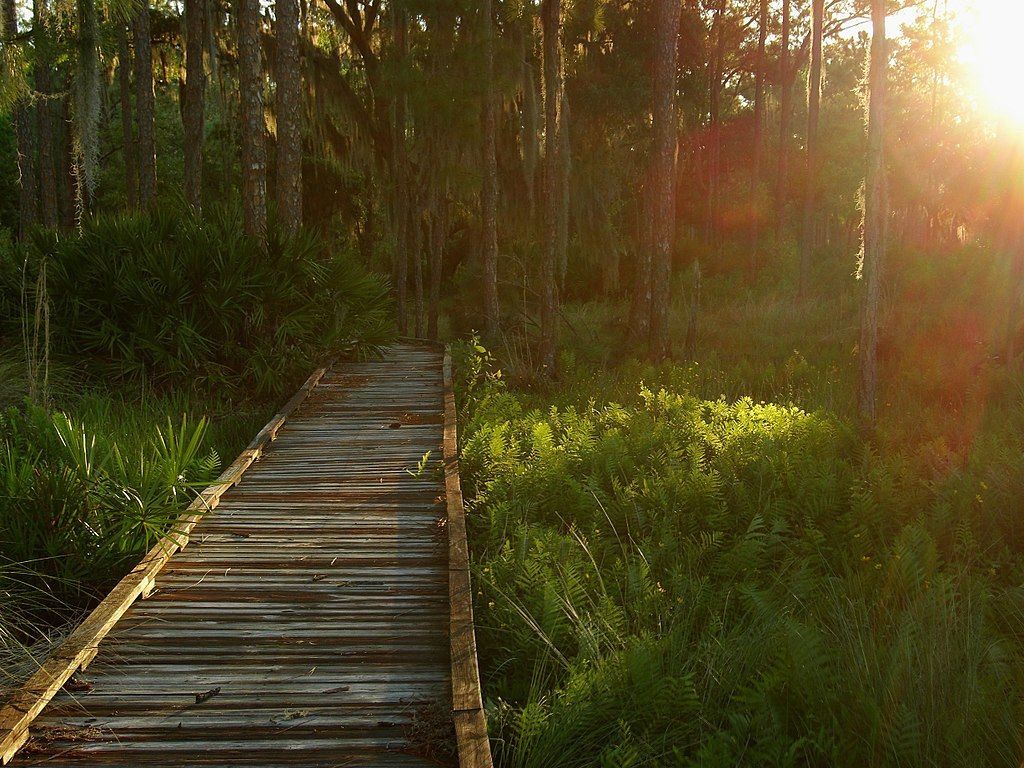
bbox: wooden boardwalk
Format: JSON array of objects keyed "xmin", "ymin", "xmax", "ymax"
[{"xmin": 0, "ymin": 345, "xmax": 490, "ymax": 767}]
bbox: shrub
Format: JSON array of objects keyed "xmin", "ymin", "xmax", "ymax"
[
  {"xmin": 0, "ymin": 206, "xmax": 393, "ymax": 396},
  {"xmin": 456, "ymin": 342, "xmax": 1024, "ymax": 768}
]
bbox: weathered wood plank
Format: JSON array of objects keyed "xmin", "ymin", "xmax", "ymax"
[
  {"xmin": 443, "ymin": 351, "xmax": 493, "ymax": 768},
  {"xmin": 2, "ymin": 345, "xmax": 485, "ymax": 768}
]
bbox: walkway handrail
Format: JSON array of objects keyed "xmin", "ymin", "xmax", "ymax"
[
  {"xmin": 443, "ymin": 349, "xmax": 493, "ymax": 768},
  {"xmin": 0, "ymin": 363, "xmax": 333, "ymax": 765}
]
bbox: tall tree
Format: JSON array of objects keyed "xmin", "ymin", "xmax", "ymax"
[
  {"xmin": 183, "ymin": 0, "xmax": 205, "ymax": 212},
  {"xmin": 647, "ymin": 0, "xmax": 682, "ymax": 360},
  {"xmin": 238, "ymin": 0, "xmax": 267, "ymax": 244},
  {"xmin": 859, "ymin": 0, "xmax": 887, "ymax": 421},
  {"xmin": 74, "ymin": 0, "xmax": 100, "ymax": 210},
  {"xmin": 706, "ymin": 0, "xmax": 725, "ymax": 246},
  {"xmin": 392, "ymin": 2, "xmax": 409, "ymax": 334},
  {"xmin": 481, "ymin": 0, "xmax": 499, "ymax": 338},
  {"xmin": 539, "ymin": 0, "xmax": 561, "ymax": 374},
  {"xmin": 752, "ymin": 0, "xmax": 768, "ymax": 187},
  {"xmin": 118, "ymin": 24, "xmax": 138, "ymax": 209},
  {"xmin": 134, "ymin": 0, "xmax": 156, "ymax": 208},
  {"xmin": 4, "ymin": 0, "xmax": 38, "ymax": 235},
  {"xmin": 775, "ymin": 0, "xmax": 791, "ymax": 235},
  {"xmin": 35, "ymin": 0, "xmax": 57, "ymax": 227},
  {"xmin": 800, "ymin": 0, "xmax": 824, "ymax": 292},
  {"xmin": 276, "ymin": 0, "xmax": 302, "ymax": 231}
]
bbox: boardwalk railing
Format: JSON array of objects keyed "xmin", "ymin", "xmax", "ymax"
[
  {"xmin": 443, "ymin": 351, "xmax": 492, "ymax": 767},
  {"xmin": 0, "ymin": 347, "xmax": 492, "ymax": 767}
]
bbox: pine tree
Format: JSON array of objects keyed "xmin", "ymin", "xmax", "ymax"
[
  {"xmin": 539, "ymin": 0, "xmax": 561, "ymax": 374},
  {"xmin": 481, "ymin": 0, "xmax": 499, "ymax": 338},
  {"xmin": 134, "ymin": 0, "xmax": 156, "ymax": 208},
  {"xmin": 238, "ymin": 0, "xmax": 267, "ymax": 245},
  {"xmin": 36, "ymin": 0, "xmax": 58, "ymax": 227},
  {"xmin": 276, "ymin": 0, "xmax": 302, "ymax": 231},
  {"xmin": 859, "ymin": 0, "xmax": 887, "ymax": 421},
  {"xmin": 118, "ymin": 24, "xmax": 138, "ymax": 210},
  {"xmin": 647, "ymin": 0, "xmax": 682, "ymax": 361},
  {"xmin": 183, "ymin": 0, "xmax": 206, "ymax": 212},
  {"xmin": 800, "ymin": 0, "xmax": 824, "ymax": 293},
  {"xmin": 4, "ymin": 0, "xmax": 38, "ymax": 235}
]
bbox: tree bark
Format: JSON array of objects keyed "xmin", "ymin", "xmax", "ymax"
[
  {"xmin": 647, "ymin": 0, "xmax": 682, "ymax": 361},
  {"xmin": 800, "ymin": 0, "xmax": 824, "ymax": 293},
  {"xmin": 539, "ymin": 0, "xmax": 561, "ymax": 374},
  {"xmin": 118, "ymin": 25, "xmax": 138, "ymax": 209},
  {"xmin": 392, "ymin": 4, "xmax": 409, "ymax": 334},
  {"xmin": 859, "ymin": 0, "xmax": 887, "ymax": 422},
  {"xmin": 4, "ymin": 0, "xmax": 38, "ymax": 236},
  {"xmin": 276, "ymin": 0, "xmax": 303, "ymax": 231},
  {"xmin": 412, "ymin": 200, "xmax": 424, "ymax": 338},
  {"xmin": 481, "ymin": 0, "xmax": 499, "ymax": 338},
  {"xmin": 752, "ymin": 0, "xmax": 767, "ymax": 182},
  {"xmin": 134, "ymin": 0, "xmax": 157, "ymax": 209},
  {"xmin": 36, "ymin": 0, "xmax": 58, "ymax": 227},
  {"xmin": 556, "ymin": 92, "xmax": 570, "ymax": 286},
  {"xmin": 238, "ymin": 0, "xmax": 267, "ymax": 245},
  {"xmin": 706, "ymin": 0, "xmax": 724, "ymax": 247},
  {"xmin": 184, "ymin": 0, "xmax": 206, "ymax": 212},
  {"xmin": 775, "ymin": 0, "xmax": 791, "ymax": 236},
  {"xmin": 427, "ymin": 192, "xmax": 446, "ymax": 341}
]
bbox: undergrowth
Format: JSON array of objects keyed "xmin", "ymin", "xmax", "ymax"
[{"xmin": 456, "ymin": 337, "xmax": 1024, "ymax": 767}]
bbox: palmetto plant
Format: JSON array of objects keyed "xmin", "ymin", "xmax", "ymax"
[
  {"xmin": 1, "ymin": 205, "xmax": 392, "ymax": 395},
  {"xmin": 0, "ymin": 406, "xmax": 217, "ymax": 614}
]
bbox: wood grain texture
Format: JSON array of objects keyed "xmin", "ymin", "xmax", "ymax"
[
  {"xmin": 2, "ymin": 346, "xmax": 468, "ymax": 767},
  {"xmin": 443, "ymin": 352, "xmax": 493, "ymax": 768}
]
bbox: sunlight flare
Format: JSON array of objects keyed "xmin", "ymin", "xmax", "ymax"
[{"xmin": 958, "ymin": 0, "xmax": 1024, "ymax": 127}]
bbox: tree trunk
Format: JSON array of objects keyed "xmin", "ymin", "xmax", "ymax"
[
  {"xmin": 775, "ymin": 0, "xmax": 791, "ymax": 236},
  {"xmin": 4, "ymin": 0, "xmax": 38, "ymax": 236},
  {"xmin": 412, "ymin": 200, "xmax": 424, "ymax": 338},
  {"xmin": 117, "ymin": 25, "xmax": 139, "ymax": 210},
  {"xmin": 539, "ymin": 0, "xmax": 561, "ymax": 374},
  {"xmin": 238, "ymin": 0, "xmax": 267, "ymax": 245},
  {"xmin": 520, "ymin": 26, "xmax": 539, "ymax": 224},
  {"xmin": 647, "ymin": 0, "xmax": 682, "ymax": 361},
  {"xmin": 392, "ymin": 4, "xmax": 409, "ymax": 334},
  {"xmin": 74, "ymin": 0, "xmax": 100, "ymax": 211},
  {"xmin": 859, "ymin": 0, "xmax": 887, "ymax": 422},
  {"xmin": 800, "ymin": 0, "xmax": 824, "ymax": 293},
  {"xmin": 184, "ymin": 0, "xmax": 206, "ymax": 212},
  {"xmin": 556, "ymin": 92, "xmax": 570, "ymax": 287},
  {"xmin": 276, "ymin": 0, "xmax": 303, "ymax": 231},
  {"xmin": 428, "ymin": 192, "xmax": 446, "ymax": 341},
  {"xmin": 627, "ymin": 181, "xmax": 653, "ymax": 346},
  {"xmin": 59, "ymin": 94, "xmax": 75, "ymax": 228},
  {"xmin": 134, "ymin": 0, "xmax": 157, "ymax": 208},
  {"xmin": 36, "ymin": 0, "xmax": 58, "ymax": 227},
  {"xmin": 481, "ymin": 0, "xmax": 499, "ymax": 338},
  {"xmin": 752, "ymin": 0, "xmax": 767, "ymax": 182},
  {"xmin": 706, "ymin": 0, "xmax": 724, "ymax": 247}
]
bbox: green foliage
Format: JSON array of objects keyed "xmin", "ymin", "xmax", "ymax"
[
  {"xmin": 0, "ymin": 206, "xmax": 393, "ymax": 396},
  {"xmin": 0, "ymin": 401, "xmax": 218, "ymax": 626},
  {"xmin": 457, "ymin": 341, "xmax": 1024, "ymax": 768}
]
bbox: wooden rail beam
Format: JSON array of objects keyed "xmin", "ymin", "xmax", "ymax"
[
  {"xmin": 0, "ymin": 362, "xmax": 333, "ymax": 765},
  {"xmin": 443, "ymin": 349, "xmax": 494, "ymax": 768}
]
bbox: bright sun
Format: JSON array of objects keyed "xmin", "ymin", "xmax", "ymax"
[{"xmin": 958, "ymin": 0, "xmax": 1024, "ymax": 127}]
